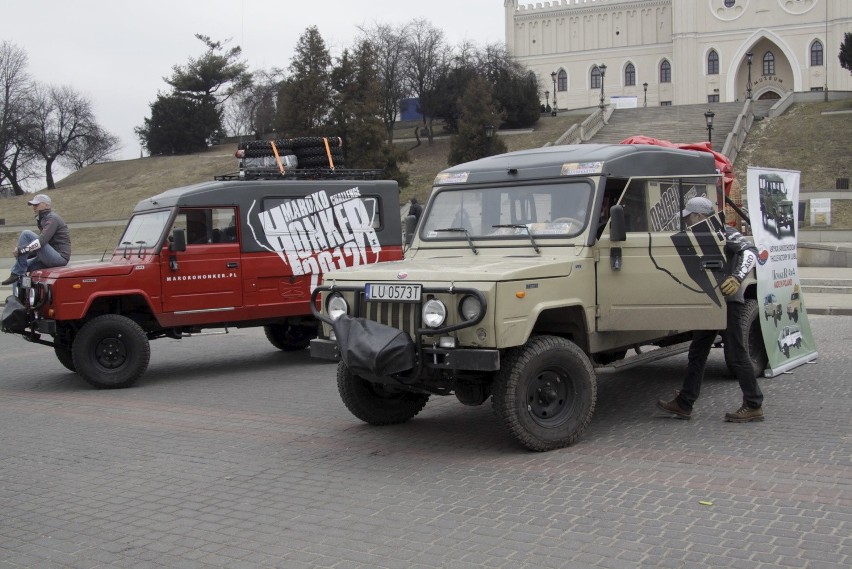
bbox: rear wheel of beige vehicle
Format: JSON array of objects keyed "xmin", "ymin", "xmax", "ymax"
[
  {"xmin": 72, "ymin": 315, "xmax": 150, "ymax": 389},
  {"xmin": 337, "ymin": 362, "xmax": 430, "ymax": 425},
  {"xmin": 53, "ymin": 345, "xmax": 76, "ymax": 372},
  {"xmin": 264, "ymin": 323, "xmax": 316, "ymax": 351},
  {"xmin": 492, "ymin": 335, "xmax": 596, "ymax": 452},
  {"xmin": 724, "ymin": 299, "xmax": 767, "ymax": 379}
]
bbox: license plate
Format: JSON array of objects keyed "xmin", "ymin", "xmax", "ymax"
[
  {"xmin": 20, "ymin": 276, "xmax": 32, "ymax": 288},
  {"xmin": 365, "ymin": 283, "xmax": 422, "ymax": 302}
]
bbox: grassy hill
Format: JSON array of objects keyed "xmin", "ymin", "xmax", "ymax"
[{"xmin": 2, "ymin": 100, "xmax": 849, "ymax": 254}]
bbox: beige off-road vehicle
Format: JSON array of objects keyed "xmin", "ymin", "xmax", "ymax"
[{"xmin": 310, "ymin": 144, "xmax": 764, "ymax": 451}]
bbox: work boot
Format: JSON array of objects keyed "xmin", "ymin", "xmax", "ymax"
[
  {"xmin": 724, "ymin": 404, "xmax": 764, "ymax": 423},
  {"xmin": 656, "ymin": 397, "xmax": 691, "ymax": 419},
  {"xmin": 1, "ymin": 273, "xmax": 19, "ymax": 286}
]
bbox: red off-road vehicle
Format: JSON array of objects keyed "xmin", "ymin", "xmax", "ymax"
[{"xmin": 2, "ymin": 139, "xmax": 403, "ymax": 388}]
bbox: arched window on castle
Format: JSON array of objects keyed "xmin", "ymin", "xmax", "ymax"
[
  {"xmin": 558, "ymin": 69, "xmax": 567, "ymax": 91},
  {"xmin": 625, "ymin": 63, "xmax": 636, "ymax": 86},
  {"xmin": 591, "ymin": 66, "xmax": 602, "ymax": 89},
  {"xmin": 763, "ymin": 51, "xmax": 775, "ymax": 75},
  {"xmin": 707, "ymin": 50, "xmax": 719, "ymax": 75},
  {"xmin": 660, "ymin": 60, "xmax": 671, "ymax": 83},
  {"xmin": 810, "ymin": 40, "xmax": 823, "ymax": 66}
]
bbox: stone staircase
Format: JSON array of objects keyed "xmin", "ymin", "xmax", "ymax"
[
  {"xmin": 800, "ymin": 277, "xmax": 852, "ymax": 295},
  {"xmin": 587, "ymin": 101, "xmax": 775, "ymax": 151}
]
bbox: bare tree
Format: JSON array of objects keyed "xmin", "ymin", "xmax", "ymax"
[
  {"xmin": 358, "ymin": 22, "xmax": 411, "ymax": 143},
  {"xmin": 223, "ymin": 68, "xmax": 282, "ymax": 138},
  {"xmin": 405, "ymin": 19, "xmax": 451, "ymax": 144},
  {"xmin": 0, "ymin": 40, "xmax": 39, "ymax": 195},
  {"xmin": 23, "ymin": 83, "xmax": 101, "ymax": 189},
  {"xmin": 60, "ymin": 126, "xmax": 121, "ymax": 170}
]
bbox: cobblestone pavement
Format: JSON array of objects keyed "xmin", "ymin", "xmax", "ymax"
[{"xmin": 0, "ymin": 316, "xmax": 849, "ymax": 568}]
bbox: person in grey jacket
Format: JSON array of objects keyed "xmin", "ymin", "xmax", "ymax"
[
  {"xmin": 2, "ymin": 194, "xmax": 72, "ymax": 285},
  {"xmin": 656, "ymin": 196, "xmax": 765, "ymax": 423}
]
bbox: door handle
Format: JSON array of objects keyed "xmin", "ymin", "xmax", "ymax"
[
  {"xmin": 701, "ymin": 259, "xmax": 723, "ymax": 271},
  {"xmin": 226, "ymin": 262, "xmax": 238, "ymax": 269}
]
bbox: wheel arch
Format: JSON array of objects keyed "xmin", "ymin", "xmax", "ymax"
[
  {"xmin": 83, "ymin": 293, "xmax": 160, "ymax": 330},
  {"xmin": 528, "ymin": 304, "xmax": 591, "ymax": 354}
]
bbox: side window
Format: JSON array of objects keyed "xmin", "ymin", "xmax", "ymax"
[
  {"xmin": 645, "ymin": 178, "xmax": 719, "ymax": 232},
  {"xmin": 618, "ymin": 180, "xmax": 649, "ymax": 233},
  {"xmin": 172, "ymin": 208, "xmax": 237, "ymax": 245}
]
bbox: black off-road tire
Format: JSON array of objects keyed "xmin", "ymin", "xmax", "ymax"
[
  {"xmin": 54, "ymin": 345, "xmax": 76, "ymax": 372},
  {"xmin": 492, "ymin": 335, "xmax": 596, "ymax": 452},
  {"xmin": 337, "ymin": 362, "xmax": 429, "ymax": 425},
  {"xmin": 724, "ymin": 298, "xmax": 767, "ymax": 379},
  {"xmin": 72, "ymin": 315, "xmax": 150, "ymax": 389},
  {"xmin": 264, "ymin": 323, "xmax": 316, "ymax": 351}
]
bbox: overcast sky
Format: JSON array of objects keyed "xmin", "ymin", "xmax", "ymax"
[{"xmin": 5, "ymin": 0, "xmax": 506, "ymax": 167}]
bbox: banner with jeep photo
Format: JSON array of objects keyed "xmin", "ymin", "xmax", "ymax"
[{"xmin": 746, "ymin": 167, "xmax": 817, "ymax": 376}]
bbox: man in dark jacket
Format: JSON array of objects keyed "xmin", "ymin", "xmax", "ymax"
[
  {"xmin": 656, "ymin": 196, "xmax": 765, "ymax": 423},
  {"xmin": 2, "ymin": 194, "xmax": 72, "ymax": 285}
]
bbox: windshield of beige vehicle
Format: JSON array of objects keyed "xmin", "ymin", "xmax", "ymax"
[{"xmin": 420, "ymin": 181, "xmax": 593, "ymax": 240}]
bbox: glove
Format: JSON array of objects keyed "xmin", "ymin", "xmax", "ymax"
[
  {"xmin": 19, "ymin": 239, "xmax": 41, "ymax": 255},
  {"xmin": 720, "ymin": 275, "xmax": 741, "ymax": 296}
]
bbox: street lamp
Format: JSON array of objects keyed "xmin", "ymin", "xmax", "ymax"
[
  {"xmin": 643, "ymin": 82, "xmax": 648, "ymax": 107},
  {"xmin": 746, "ymin": 51, "xmax": 753, "ymax": 99},
  {"xmin": 599, "ymin": 64, "xmax": 607, "ymax": 111},
  {"xmin": 704, "ymin": 110, "xmax": 715, "ymax": 144},
  {"xmin": 550, "ymin": 71, "xmax": 558, "ymax": 116}
]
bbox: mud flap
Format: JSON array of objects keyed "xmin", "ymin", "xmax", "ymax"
[
  {"xmin": 1, "ymin": 295, "xmax": 28, "ymax": 333},
  {"xmin": 332, "ymin": 315, "xmax": 415, "ymax": 378}
]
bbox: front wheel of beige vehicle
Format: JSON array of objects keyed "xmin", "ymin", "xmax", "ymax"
[
  {"xmin": 337, "ymin": 362, "xmax": 430, "ymax": 425},
  {"xmin": 492, "ymin": 335, "xmax": 596, "ymax": 452}
]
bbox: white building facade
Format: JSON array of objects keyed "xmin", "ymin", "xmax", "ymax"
[{"xmin": 505, "ymin": 0, "xmax": 852, "ymax": 109}]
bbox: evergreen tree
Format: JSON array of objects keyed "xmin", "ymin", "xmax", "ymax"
[
  {"xmin": 840, "ymin": 32, "xmax": 852, "ymax": 74},
  {"xmin": 276, "ymin": 27, "xmax": 332, "ymax": 135},
  {"xmin": 135, "ymin": 94, "xmax": 217, "ymax": 155},
  {"xmin": 330, "ymin": 41, "xmax": 409, "ymax": 186},
  {"xmin": 448, "ymin": 76, "xmax": 507, "ymax": 166},
  {"xmin": 138, "ymin": 34, "xmax": 249, "ymax": 153}
]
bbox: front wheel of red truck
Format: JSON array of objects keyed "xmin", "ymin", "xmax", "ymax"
[
  {"xmin": 54, "ymin": 345, "xmax": 76, "ymax": 372},
  {"xmin": 72, "ymin": 315, "xmax": 151, "ymax": 389},
  {"xmin": 264, "ymin": 322, "xmax": 316, "ymax": 351}
]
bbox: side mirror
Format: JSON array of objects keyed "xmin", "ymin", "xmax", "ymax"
[
  {"xmin": 170, "ymin": 228, "xmax": 187, "ymax": 252},
  {"xmin": 403, "ymin": 214, "xmax": 418, "ymax": 246},
  {"xmin": 609, "ymin": 204, "xmax": 626, "ymax": 242}
]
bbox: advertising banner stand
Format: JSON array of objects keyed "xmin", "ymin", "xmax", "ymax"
[{"xmin": 746, "ymin": 167, "xmax": 817, "ymax": 376}]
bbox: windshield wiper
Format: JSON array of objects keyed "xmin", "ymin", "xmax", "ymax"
[
  {"xmin": 135, "ymin": 240, "xmax": 148, "ymax": 258},
  {"xmin": 435, "ymin": 227, "xmax": 478, "ymax": 255},
  {"xmin": 121, "ymin": 241, "xmax": 132, "ymax": 259},
  {"xmin": 492, "ymin": 224, "xmax": 541, "ymax": 254}
]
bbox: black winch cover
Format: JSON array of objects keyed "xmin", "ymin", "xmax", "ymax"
[{"xmin": 332, "ymin": 315, "xmax": 415, "ymax": 378}]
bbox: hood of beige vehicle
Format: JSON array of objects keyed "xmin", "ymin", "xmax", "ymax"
[{"xmin": 322, "ymin": 250, "xmax": 578, "ymax": 283}]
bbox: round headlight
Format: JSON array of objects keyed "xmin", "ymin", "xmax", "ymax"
[
  {"xmin": 422, "ymin": 298, "xmax": 447, "ymax": 328},
  {"xmin": 326, "ymin": 293, "xmax": 349, "ymax": 321},
  {"xmin": 460, "ymin": 295, "xmax": 483, "ymax": 321}
]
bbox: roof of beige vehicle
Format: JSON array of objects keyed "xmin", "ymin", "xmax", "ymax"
[{"xmin": 436, "ymin": 144, "xmax": 718, "ymax": 185}]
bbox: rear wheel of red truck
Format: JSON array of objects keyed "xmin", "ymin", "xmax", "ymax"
[
  {"xmin": 72, "ymin": 315, "xmax": 151, "ymax": 389},
  {"xmin": 492, "ymin": 335, "xmax": 597, "ymax": 452}
]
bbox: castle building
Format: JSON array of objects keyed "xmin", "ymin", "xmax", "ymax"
[{"xmin": 504, "ymin": 0, "xmax": 852, "ymax": 109}]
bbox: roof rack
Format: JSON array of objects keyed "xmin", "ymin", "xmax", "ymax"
[{"xmin": 214, "ymin": 168, "xmax": 384, "ymax": 182}]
